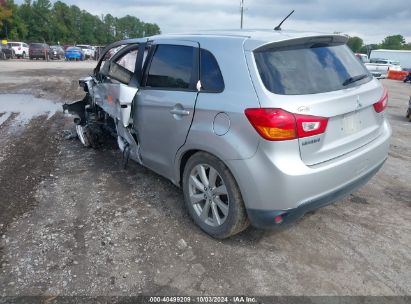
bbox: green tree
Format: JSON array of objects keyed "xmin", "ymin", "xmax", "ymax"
[
  {"xmin": 0, "ymin": 0, "xmax": 12, "ymax": 38},
  {"xmin": 49, "ymin": 1, "xmax": 71, "ymax": 44},
  {"xmin": 380, "ymin": 35, "xmax": 405, "ymax": 49},
  {"xmin": 116, "ymin": 15, "xmax": 143, "ymax": 39},
  {"xmin": 346, "ymin": 36, "xmax": 364, "ymax": 53},
  {"xmin": 0, "ymin": 0, "xmax": 28, "ymax": 40},
  {"xmin": 0, "ymin": 0, "xmax": 12, "ymax": 25},
  {"xmin": 143, "ymin": 22, "xmax": 160, "ymax": 36},
  {"xmin": 1, "ymin": 0, "xmax": 161, "ymax": 44}
]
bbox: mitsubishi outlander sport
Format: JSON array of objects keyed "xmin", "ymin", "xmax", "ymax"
[{"xmin": 64, "ymin": 30, "xmax": 391, "ymax": 238}]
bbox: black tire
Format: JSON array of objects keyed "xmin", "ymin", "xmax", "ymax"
[
  {"xmin": 182, "ymin": 152, "xmax": 249, "ymax": 239},
  {"xmin": 1, "ymin": 52, "xmax": 6, "ymax": 60}
]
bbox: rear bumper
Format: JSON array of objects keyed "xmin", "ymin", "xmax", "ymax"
[
  {"xmin": 29, "ymin": 53, "xmax": 47, "ymax": 58},
  {"xmin": 65, "ymin": 54, "xmax": 81, "ymax": 59},
  {"xmin": 226, "ymin": 119, "xmax": 391, "ymax": 227},
  {"xmin": 246, "ymin": 159, "xmax": 385, "ymax": 228}
]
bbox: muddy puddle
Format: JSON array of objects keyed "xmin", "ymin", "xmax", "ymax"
[{"xmin": 0, "ymin": 94, "xmax": 61, "ymax": 126}]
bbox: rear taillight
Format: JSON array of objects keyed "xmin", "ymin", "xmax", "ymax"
[
  {"xmin": 295, "ymin": 114, "xmax": 328, "ymax": 138},
  {"xmin": 245, "ymin": 108, "xmax": 328, "ymax": 141},
  {"xmin": 373, "ymin": 87, "xmax": 388, "ymax": 113}
]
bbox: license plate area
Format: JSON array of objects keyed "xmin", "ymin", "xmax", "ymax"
[{"xmin": 342, "ymin": 111, "xmax": 361, "ymax": 135}]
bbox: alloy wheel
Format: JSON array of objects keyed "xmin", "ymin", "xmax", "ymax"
[{"xmin": 188, "ymin": 164, "xmax": 229, "ymax": 227}]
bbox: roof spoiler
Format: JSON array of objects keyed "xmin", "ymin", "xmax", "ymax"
[{"xmin": 252, "ymin": 35, "xmax": 348, "ymax": 52}]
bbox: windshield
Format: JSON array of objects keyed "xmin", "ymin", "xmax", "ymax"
[{"xmin": 254, "ymin": 44, "xmax": 371, "ymax": 95}]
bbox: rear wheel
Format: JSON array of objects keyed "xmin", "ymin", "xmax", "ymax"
[{"xmin": 182, "ymin": 152, "xmax": 249, "ymax": 239}]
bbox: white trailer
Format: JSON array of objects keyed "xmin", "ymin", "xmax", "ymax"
[{"xmin": 370, "ymin": 49, "xmax": 411, "ymax": 69}]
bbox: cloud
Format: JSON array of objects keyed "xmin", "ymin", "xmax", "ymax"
[{"xmin": 15, "ymin": 0, "xmax": 411, "ymax": 43}]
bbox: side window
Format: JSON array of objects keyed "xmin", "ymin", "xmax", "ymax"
[
  {"xmin": 200, "ymin": 49, "xmax": 224, "ymax": 92},
  {"xmin": 146, "ymin": 44, "xmax": 195, "ymax": 90},
  {"xmin": 116, "ymin": 49, "xmax": 138, "ymax": 73}
]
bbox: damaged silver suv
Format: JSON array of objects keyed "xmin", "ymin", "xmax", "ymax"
[{"xmin": 64, "ymin": 30, "xmax": 391, "ymax": 238}]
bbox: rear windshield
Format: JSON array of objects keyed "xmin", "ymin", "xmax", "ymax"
[
  {"xmin": 30, "ymin": 43, "xmax": 44, "ymax": 48},
  {"xmin": 254, "ymin": 44, "xmax": 371, "ymax": 95}
]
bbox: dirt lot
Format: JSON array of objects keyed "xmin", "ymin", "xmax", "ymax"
[{"xmin": 0, "ymin": 61, "xmax": 410, "ymax": 297}]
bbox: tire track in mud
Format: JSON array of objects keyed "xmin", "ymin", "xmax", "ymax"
[{"xmin": 0, "ymin": 113, "xmax": 63, "ymax": 266}]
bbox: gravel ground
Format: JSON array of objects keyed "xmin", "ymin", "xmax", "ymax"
[{"xmin": 0, "ymin": 61, "xmax": 410, "ymax": 297}]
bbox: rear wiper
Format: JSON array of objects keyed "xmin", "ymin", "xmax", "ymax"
[{"xmin": 342, "ymin": 74, "xmax": 368, "ymax": 86}]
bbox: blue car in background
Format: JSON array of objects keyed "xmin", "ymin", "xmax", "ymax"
[{"xmin": 65, "ymin": 47, "xmax": 85, "ymax": 61}]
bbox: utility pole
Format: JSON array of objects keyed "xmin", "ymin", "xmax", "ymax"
[{"xmin": 240, "ymin": 0, "xmax": 244, "ymax": 29}]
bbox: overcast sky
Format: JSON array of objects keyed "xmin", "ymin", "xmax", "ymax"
[{"xmin": 19, "ymin": 0, "xmax": 411, "ymax": 44}]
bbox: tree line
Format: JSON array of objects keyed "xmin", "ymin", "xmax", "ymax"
[
  {"xmin": 0, "ymin": 0, "xmax": 161, "ymax": 45},
  {"xmin": 347, "ymin": 34, "xmax": 411, "ymax": 54}
]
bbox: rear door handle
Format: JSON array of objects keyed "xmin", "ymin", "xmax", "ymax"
[{"xmin": 170, "ymin": 109, "xmax": 190, "ymax": 116}]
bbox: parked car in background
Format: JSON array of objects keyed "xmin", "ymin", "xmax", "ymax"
[
  {"xmin": 0, "ymin": 44, "xmax": 15, "ymax": 59},
  {"xmin": 29, "ymin": 43, "xmax": 51, "ymax": 60},
  {"xmin": 65, "ymin": 47, "xmax": 85, "ymax": 61},
  {"xmin": 76, "ymin": 44, "xmax": 94, "ymax": 59},
  {"xmin": 50, "ymin": 45, "xmax": 65, "ymax": 60},
  {"xmin": 64, "ymin": 31, "xmax": 391, "ymax": 238},
  {"xmin": 93, "ymin": 46, "xmax": 105, "ymax": 60},
  {"xmin": 365, "ymin": 58, "xmax": 402, "ymax": 78},
  {"xmin": 355, "ymin": 53, "xmax": 369, "ymax": 63},
  {"xmin": 371, "ymin": 49, "xmax": 411, "ymax": 70},
  {"xmin": 8, "ymin": 42, "xmax": 29, "ymax": 59}
]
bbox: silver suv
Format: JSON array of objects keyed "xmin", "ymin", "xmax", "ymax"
[{"xmin": 64, "ymin": 30, "xmax": 391, "ymax": 238}]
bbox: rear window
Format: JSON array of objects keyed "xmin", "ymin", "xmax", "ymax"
[
  {"xmin": 254, "ymin": 44, "xmax": 371, "ymax": 95},
  {"xmin": 30, "ymin": 43, "xmax": 44, "ymax": 48}
]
